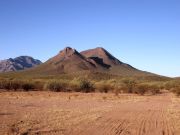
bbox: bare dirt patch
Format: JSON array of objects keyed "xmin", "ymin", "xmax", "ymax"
[{"xmin": 0, "ymin": 91, "xmax": 179, "ymax": 135}]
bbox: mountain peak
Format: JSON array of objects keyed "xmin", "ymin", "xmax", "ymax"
[
  {"xmin": 41, "ymin": 47, "xmax": 97, "ymax": 74},
  {"xmin": 95, "ymin": 47, "xmax": 105, "ymax": 50},
  {"xmin": 93, "ymin": 47, "xmax": 108, "ymax": 53},
  {"xmin": 63, "ymin": 47, "xmax": 73, "ymax": 52},
  {"xmin": 81, "ymin": 47, "xmax": 122, "ymax": 66},
  {"xmin": 58, "ymin": 47, "xmax": 78, "ymax": 57}
]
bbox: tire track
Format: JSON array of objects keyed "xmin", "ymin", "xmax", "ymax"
[
  {"xmin": 1, "ymin": 92, "xmax": 177, "ymax": 135},
  {"xmin": 69, "ymin": 93, "xmax": 176, "ymax": 135}
]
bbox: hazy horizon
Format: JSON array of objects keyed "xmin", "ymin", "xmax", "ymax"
[{"xmin": 0, "ymin": 0, "xmax": 180, "ymax": 77}]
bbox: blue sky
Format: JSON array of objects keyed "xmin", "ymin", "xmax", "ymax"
[{"xmin": 0, "ymin": 0, "xmax": 180, "ymax": 77}]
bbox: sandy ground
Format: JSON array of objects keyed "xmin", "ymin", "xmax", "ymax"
[{"xmin": 0, "ymin": 91, "xmax": 180, "ymax": 135}]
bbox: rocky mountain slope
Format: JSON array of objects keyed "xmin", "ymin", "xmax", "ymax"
[
  {"xmin": 24, "ymin": 47, "xmax": 152, "ymax": 76},
  {"xmin": 0, "ymin": 56, "xmax": 42, "ymax": 72},
  {"xmin": 81, "ymin": 47, "xmax": 123, "ymax": 66}
]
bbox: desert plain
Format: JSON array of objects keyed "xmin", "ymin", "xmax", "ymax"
[{"xmin": 0, "ymin": 91, "xmax": 180, "ymax": 135}]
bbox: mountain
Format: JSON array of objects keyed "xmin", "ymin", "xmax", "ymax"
[
  {"xmin": 28, "ymin": 47, "xmax": 114, "ymax": 74},
  {"xmin": 0, "ymin": 56, "xmax": 42, "ymax": 73},
  {"xmin": 44, "ymin": 47, "xmax": 97, "ymax": 73},
  {"xmin": 23, "ymin": 47, "xmax": 153, "ymax": 76},
  {"xmin": 81, "ymin": 47, "xmax": 123, "ymax": 66},
  {"xmin": 81, "ymin": 47, "xmax": 147, "ymax": 76}
]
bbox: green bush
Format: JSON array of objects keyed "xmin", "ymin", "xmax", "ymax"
[
  {"xmin": 44, "ymin": 80, "xmax": 67, "ymax": 92},
  {"xmin": 79, "ymin": 79, "xmax": 94, "ymax": 93},
  {"xmin": 51, "ymin": 78, "xmax": 95, "ymax": 93}
]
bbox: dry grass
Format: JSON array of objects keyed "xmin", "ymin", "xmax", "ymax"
[{"xmin": 0, "ymin": 77, "xmax": 180, "ymax": 97}]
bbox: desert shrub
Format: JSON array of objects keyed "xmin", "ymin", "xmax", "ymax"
[
  {"xmin": 69, "ymin": 78, "xmax": 82, "ymax": 92},
  {"xmin": 33, "ymin": 81, "xmax": 44, "ymax": 90},
  {"xmin": 44, "ymin": 80, "xmax": 67, "ymax": 92},
  {"xmin": 163, "ymin": 81, "xmax": 180, "ymax": 96},
  {"xmin": 135, "ymin": 83, "xmax": 160, "ymax": 95},
  {"xmin": 158, "ymin": 83, "xmax": 165, "ymax": 90},
  {"xmin": 44, "ymin": 78, "xmax": 94, "ymax": 93},
  {"xmin": 44, "ymin": 81, "xmax": 61, "ymax": 92},
  {"xmin": 22, "ymin": 82, "xmax": 35, "ymax": 91},
  {"xmin": 10, "ymin": 80, "xmax": 21, "ymax": 91},
  {"xmin": 0, "ymin": 80, "xmax": 21, "ymax": 91},
  {"xmin": 135, "ymin": 84, "xmax": 148, "ymax": 95},
  {"xmin": 170, "ymin": 85, "xmax": 180, "ymax": 96},
  {"xmin": 95, "ymin": 82, "xmax": 112, "ymax": 93},
  {"xmin": 79, "ymin": 79, "xmax": 94, "ymax": 93},
  {"xmin": 121, "ymin": 79, "xmax": 137, "ymax": 93},
  {"xmin": 173, "ymin": 87, "xmax": 180, "ymax": 96},
  {"xmin": 148, "ymin": 84, "xmax": 160, "ymax": 95},
  {"xmin": 0, "ymin": 79, "xmax": 36, "ymax": 91},
  {"xmin": 0, "ymin": 80, "xmax": 11, "ymax": 90},
  {"xmin": 164, "ymin": 81, "xmax": 180, "ymax": 90}
]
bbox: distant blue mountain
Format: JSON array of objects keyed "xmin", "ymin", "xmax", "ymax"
[{"xmin": 0, "ymin": 56, "xmax": 42, "ymax": 72}]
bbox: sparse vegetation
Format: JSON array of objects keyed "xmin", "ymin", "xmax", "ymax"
[
  {"xmin": 22, "ymin": 82, "xmax": 35, "ymax": 91},
  {"xmin": 0, "ymin": 80, "xmax": 35, "ymax": 91},
  {"xmin": 0, "ymin": 80, "xmax": 11, "ymax": 90},
  {"xmin": 44, "ymin": 80, "xmax": 67, "ymax": 92},
  {"xmin": 69, "ymin": 78, "xmax": 82, "ymax": 92},
  {"xmin": 173, "ymin": 87, "xmax": 180, "ymax": 96},
  {"xmin": 79, "ymin": 79, "xmax": 94, "ymax": 93},
  {"xmin": 42, "ymin": 78, "xmax": 94, "ymax": 93},
  {"xmin": 10, "ymin": 80, "xmax": 21, "ymax": 91},
  {"xmin": 121, "ymin": 79, "xmax": 137, "ymax": 93},
  {"xmin": 148, "ymin": 84, "xmax": 161, "ymax": 95},
  {"xmin": 0, "ymin": 75, "xmax": 179, "ymax": 97},
  {"xmin": 95, "ymin": 81, "xmax": 112, "ymax": 93},
  {"xmin": 134, "ymin": 83, "xmax": 160, "ymax": 95},
  {"xmin": 163, "ymin": 80, "xmax": 180, "ymax": 96},
  {"xmin": 135, "ymin": 84, "xmax": 147, "ymax": 95}
]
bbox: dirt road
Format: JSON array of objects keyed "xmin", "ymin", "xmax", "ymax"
[{"xmin": 0, "ymin": 91, "xmax": 179, "ymax": 135}]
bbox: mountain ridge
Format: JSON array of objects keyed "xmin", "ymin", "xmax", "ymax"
[
  {"xmin": 0, "ymin": 56, "xmax": 42, "ymax": 73},
  {"xmin": 19, "ymin": 47, "xmax": 154, "ymax": 76},
  {"xmin": 81, "ymin": 47, "xmax": 123, "ymax": 66},
  {"xmin": 0, "ymin": 47, "xmax": 158, "ymax": 77}
]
